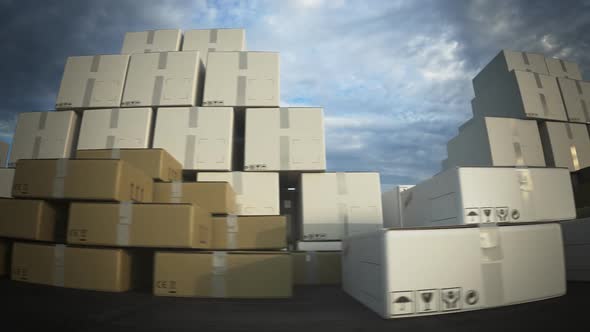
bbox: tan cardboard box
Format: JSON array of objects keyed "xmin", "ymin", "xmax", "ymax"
[
  {"xmin": 153, "ymin": 182, "xmax": 236, "ymax": 215},
  {"xmin": 68, "ymin": 202, "xmax": 212, "ymax": 248},
  {"xmin": 557, "ymin": 78, "xmax": 590, "ymax": 124},
  {"xmin": 121, "ymin": 29, "xmax": 182, "ymax": 54},
  {"xmin": 0, "ymin": 240, "xmax": 9, "ymax": 276},
  {"xmin": 292, "ymin": 251, "xmax": 341, "ymax": 285},
  {"xmin": 546, "ymin": 57, "xmax": 583, "ymax": 80},
  {"xmin": 12, "ymin": 159, "xmax": 153, "ymax": 202},
  {"xmin": 211, "ymin": 215, "xmax": 286, "ymax": 250},
  {"xmin": 182, "ymin": 29, "xmax": 246, "ymax": 68},
  {"xmin": 11, "ymin": 242, "xmax": 137, "ymax": 292},
  {"xmin": 539, "ymin": 121, "xmax": 590, "ymax": 172},
  {"xmin": 76, "ymin": 148, "xmax": 182, "ymax": 182},
  {"xmin": 0, "ymin": 199, "xmax": 65, "ymax": 242},
  {"xmin": 154, "ymin": 251, "xmax": 292, "ymax": 298},
  {"xmin": 0, "ymin": 168, "xmax": 14, "ymax": 198}
]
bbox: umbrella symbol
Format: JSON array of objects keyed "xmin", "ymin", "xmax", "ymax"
[{"xmin": 394, "ymin": 296, "xmax": 412, "ymax": 311}]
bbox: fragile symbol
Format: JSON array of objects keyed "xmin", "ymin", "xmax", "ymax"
[
  {"xmin": 511, "ymin": 209, "xmax": 520, "ymax": 220},
  {"xmin": 417, "ymin": 289, "xmax": 439, "ymax": 313},
  {"xmin": 392, "ymin": 291, "xmax": 414, "ymax": 315},
  {"xmin": 395, "ymin": 296, "xmax": 411, "ymax": 311},
  {"xmin": 441, "ymin": 288, "xmax": 461, "ymax": 311},
  {"xmin": 495, "ymin": 207, "xmax": 509, "ymax": 221},
  {"xmin": 465, "ymin": 290, "xmax": 479, "ymax": 305},
  {"xmin": 465, "ymin": 208, "xmax": 480, "ymax": 223},
  {"xmin": 482, "ymin": 207, "xmax": 494, "ymax": 222}
]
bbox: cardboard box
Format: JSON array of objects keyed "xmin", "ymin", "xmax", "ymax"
[
  {"xmin": 182, "ymin": 29, "xmax": 246, "ymax": 67},
  {"xmin": 0, "ymin": 199, "xmax": 65, "ymax": 242},
  {"xmin": 0, "ymin": 168, "xmax": 14, "ymax": 198},
  {"xmin": 300, "ymin": 173, "xmax": 383, "ymax": 241},
  {"xmin": 55, "ymin": 54, "xmax": 130, "ymax": 109},
  {"xmin": 561, "ymin": 218, "xmax": 590, "ymax": 281},
  {"xmin": 296, "ymin": 241, "xmax": 342, "ymax": 251},
  {"xmin": 473, "ymin": 50, "xmax": 548, "ymax": 96},
  {"xmin": 446, "ymin": 117, "xmax": 546, "ymax": 168},
  {"xmin": 244, "ymin": 108, "xmax": 326, "ymax": 171},
  {"xmin": 546, "ymin": 57, "xmax": 583, "ymax": 80},
  {"xmin": 12, "ymin": 159, "xmax": 153, "ymax": 202},
  {"xmin": 76, "ymin": 148, "xmax": 182, "ymax": 182},
  {"xmin": 401, "ymin": 167, "xmax": 576, "ymax": 228},
  {"xmin": 67, "ymin": 202, "xmax": 212, "ymax": 248},
  {"xmin": 211, "ymin": 215, "xmax": 286, "ymax": 250},
  {"xmin": 539, "ymin": 121, "xmax": 590, "ymax": 172},
  {"xmin": 8, "ymin": 111, "xmax": 79, "ymax": 167},
  {"xmin": 0, "ymin": 240, "xmax": 9, "ymax": 276},
  {"xmin": 76, "ymin": 108, "xmax": 152, "ymax": 150},
  {"xmin": 342, "ymin": 223, "xmax": 566, "ymax": 318},
  {"xmin": 153, "ymin": 251, "xmax": 292, "ymax": 298},
  {"xmin": 293, "ymin": 251, "xmax": 341, "ymax": 285},
  {"xmin": 121, "ymin": 29, "xmax": 182, "ymax": 54},
  {"xmin": 203, "ymin": 51, "xmax": 280, "ymax": 107},
  {"xmin": 11, "ymin": 242, "xmax": 137, "ymax": 292},
  {"xmin": 557, "ymin": 78, "xmax": 590, "ymax": 123},
  {"xmin": 473, "ymin": 70, "xmax": 567, "ymax": 121},
  {"xmin": 153, "ymin": 107, "xmax": 233, "ymax": 170},
  {"xmin": 382, "ymin": 185, "xmax": 414, "ymax": 228},
  {"xmin": 0, "ymin": 141, "xmax": 8, "ymax": 167},
  {"xmin": 197, "ymin": 172, "xmax": 279, "ymax": 215},
  {"xmin": 121, "ymin": 51, "xmax": 202, "ymax": 107},
  {"xmin": 153, "ymin": 182, "xmax": 236, "ymax": 215}
]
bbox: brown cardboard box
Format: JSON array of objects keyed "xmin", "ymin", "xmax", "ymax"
[
  {"xmin": 154, "ymin": 251, "xmax": 292, "ymax": 298},
  {"xmin": 292, "ymin": 251, "xmax": 341, "ymax": 285},
  {"xmin": 12, "ymin": 159, "xmax": 153, "ymax": 202},
  {"xmin": 0, "ymin": 198, "xmax": 66, "ymax": 242},
  {"xmin": 153, "ymin": 182, "xmax": 236, "ymax": 214},
  {"xmin": 11, "ymin": 242, "xmax": 136, "ymax": 292},
  {"xmin": 211, "ymin": 215, "xmax": 286, "ymax": 250},
  {"xmin": 68, "ymin": 202, "xmax": 212, "ymax": 248},
  {"xmin": 76, "ymin": 149, "xmax": 182, "ymax": 182},
  {"xmin": 0, "ymin": 240, "xmax": 9, "ymax": 276}
]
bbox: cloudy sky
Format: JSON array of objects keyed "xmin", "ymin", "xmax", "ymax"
[{"xmin": 1, "ymin": 0, "xmax": 589, "ymax": 189}]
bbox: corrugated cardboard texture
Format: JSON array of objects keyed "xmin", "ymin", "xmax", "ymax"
[
  {"xmin": 0, "ymin": 240, "xmax": 9, "ymax": 276},
  {"xmin": 0, "ymin": 199, "xmax": 65, "ymax": 241},
  {"xmin": 154, "ymin": 251, "xmax": 292, "ymax": 298},
  {"xmin": 76, "ymin": 149, "xmax": 182, "ymax": 182},
  {"xmin": 153, "ymin": 182, "xmax": 236, "ymax": 214},
  {"xmin": 293, "ymin": 251, "xmax": 341, "ymax": 285},
  {"xmin": 11, "ymin": 242, "xmax": 134, "ymax": 292},
  {"xmin": 12, "ymin": 159, "xmax": 153, "ymax": 202},
  {"xmin": 211, "ymin": 215, "xmax": 286, "ymax": 250},
  {"xmin": 68, "ymin": 202, "xmax": 212, "ymax": 248}
]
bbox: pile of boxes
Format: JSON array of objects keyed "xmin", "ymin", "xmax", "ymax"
[
  {"xmin": 346, "ymin": 50, "xmax": 589, "ymax": 319},
  {"xmin": 0, "ymin": 28, "xmax": 385, "ymax": 295}
]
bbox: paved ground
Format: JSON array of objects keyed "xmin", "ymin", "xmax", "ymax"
[{"xmin": 0, "ymin": 278, "xmax": 586, "ymax": 331}]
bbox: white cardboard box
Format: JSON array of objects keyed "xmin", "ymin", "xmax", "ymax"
[
  {"xmin": 401, "ymin": 167, "xmax": 575, "ymax": 228},
  {"xmin": 0, "ymin": 168, "xmax": 14, "ymax": 198},
  {"xmin": 539, "ymin": 121, "xmax": 590, "ymax": 172},
  {"xmin": 473, "ymin": 50, "xmax": 548, "ymax": 96},
  {"xmin": 301, "ymin": 173, "xmax": 383, "ymax": 241},
  {"xmin": 197, "ymin": 172, "xmax": 279, "ymax": 215},
  {"xmin": 182, "ymin": 29, "xmax": 246, "ymax": 67},
  {"xmin": 76, "ymin": 108, "xmax": 152, "ymax": 150},
  {"xmin": 446, "ymin": 117, "xmax": 545, "ymax": 168},
  {"xmin": 472, "ymin": 70, "xmax": 567, "ymax": 121},
  {"xmin": 55, "ymin": 55, "xmax": 130, "ymax": 109},
  {"xmin": 120, "ymin": 29, "xmax": 182, "ymax": 54},
  {"xmin": 203, "ymin": 51, "xmax": 279, "ymax": 107},
  {"xmin": 342, "ymin": 223, "xmax": 565, "ymax": 319},
  {"xmin": 545, "ymin": 57, "xmax": 583, "ymax": 80},
  {"xmin": 9, "ymin": 111, "xmax": 79, "ymax": 167},
  {"xmin": 557, "ymin": 78, "xmax": 590, "ymax": 123},
  {"xmin": 561, "ymin": 218, "xmax": 590, "ymax": 281},
  {"xmin": 244, "ymin": 108, "xmax": 326, "ymax": 171},
  {"xmin": 296, "ymin": 241, "xmax": 342, "ymax": 251},
  {"xmin": 153, "ymin": 107, "xmax": 233, "ymax": 170},
  {"xmin": 382, "ymin": 185, "xmax": 414, "ymax": 228},
  {"xmin": 0, "ymin": 141, "xmax": 9, "ymax": 167},
  {"xmin": 121, "ymin": 51, "xmax": 202, "ymax": 107}
]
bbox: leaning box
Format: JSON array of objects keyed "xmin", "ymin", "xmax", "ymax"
[{"xmin": 342, "ymin": 223, "xmax": 566, "ymax": 319}]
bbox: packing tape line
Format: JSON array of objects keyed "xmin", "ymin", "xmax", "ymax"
[
  {"xmin": 478, "ymin": 223, "xmax": 504, "ymax": 307},
  {"xmin": 236, "ymin": 76, "xmax": 246, "ymax": 105},
  {"xmin": 279, "ymin": 136, "xmax": 290, "ymax": 170},
  {"xmin": 510, "ymin": 119, "xmax": 525, "ymax": 166},
  {"xmin": 110, "ymin": 147, "xmax": 121, "ymax": 159},
  {"xmin": 188, "ymin": 107, "xmax": 199, "ymax": 128},
  {"xmin": 232, "ymin": 172, "xmax": 243, "ymax": 195},
  {"xmin": 336, "ymin": 173, "xmax": 349, "ymax": 236},
  {"xmin": 38, "ymin": 112, "xmax": 48, "ymax": 130},
  {"xmin": 152, "ymin": 76, "xmax": 164, "ymax": 106},
  {"xmin": 106, "ymin": 136, "xmax": 116, "ymax": 149},
  {"xmin": 565, "ymin": 123, "xmax": 581, "ymax": 170},
  {"xmin": 226, "ymin": 215, "xmax": 239, "ymax": 249},
  {"xmin": 336, "ymin": 172, "xmax": 348, "ymax": 195},
  {"xmin": 146, "ymin": 30, "xmax": 155, "ymax": 45},
  {"xmin": 32, "ymin": 136, "xmax": 42, "ymax": 159},
  {"xmin": 170, "ymin": 180, "xmax": 183, "ymax": 203},
  {"xmin": 521, "ymin": 52, "xmax": 531, "ymax": 66},
  {"xmin": 211, "ymin": 252, "xmax": 227, "ymax": 298},
  {"xmin": 575, "ymin": 80, "xmax": 584, "ymax": 95},
  {"xmin": 209, "ymin": 29, "xmax": 218, "ymax": 43},
  {"xmin": 539, "ymin": 93, "xmax": 550, "ymax": 116},
  {"xmin": 516, "ymin": 168, "xmax": 535, "ymax": 221},
  {"xmin": 239, "ymin": 52, "xmax": 248, "ymax": 70},
  {"xmin": 184, "ymin": 135, "xmax": 196, "ymax": 169},
  {"xmin": 90, "ymin": 55, "xmax": 101, "ymax": 73},
  {"xmin": 305, "ymin": 251, "xmax": 320, "ymax": 284},
  {"xmin": 559, "ymin": 59, "xmax": 568, "ymax": 73},
  {"xmin": 53, "ymin": 244, "xmax": 66, "ymax": 287},
  {"xmin": 81, "ymin": 78, "xmax": 96, "ymax": 108},
  {"xmin": 109, "ymin": 108, "xmax": 120, "ymax": 129},
  {"xmin": 52, "ymin": 158, "xmax": 68, "ymax": 198},
  {"xmin": 279, "ymin": 107, "xmax": 290, "ymax": 129},
  {"xmin": 117, "ymin": 201, "xmax": 133, "ymax": 246},
  {"xmin": 158, "ymin": 52, "xmax": 168, "ymax": 70},
  {"xmin": 534, "ymin": 73, "xmax": 543, "ymax": 89}
]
